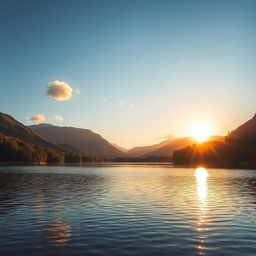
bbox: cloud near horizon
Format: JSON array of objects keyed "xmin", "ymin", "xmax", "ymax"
[
  {"xmin": 75, "ymin": 88, "xmax": 80, "ymax": 95},
  {"xmin": 54, "ymin": 115, "xmax": 63, "ymax": 121},
  {"xmin": 47, "ymin": 80, "xmax": 73, "ymax": 101},
  {"xmin": 120, "ymin": 101, "xmax": 135, "ymax": 108},
  {"xmin": 27, "ymin": 114, "xmax": 46, "ymax": 122}
]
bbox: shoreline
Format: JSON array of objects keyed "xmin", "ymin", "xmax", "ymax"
[{"xmin": 0, "ymin": 161, "xmax": 256, "ymax": 170}]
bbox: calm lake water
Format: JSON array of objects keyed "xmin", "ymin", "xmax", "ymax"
[{"xmin": 0, "ymin": 164, "xmax": 256, "ymax": 256}]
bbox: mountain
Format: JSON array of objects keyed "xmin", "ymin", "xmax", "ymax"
[
  {"xmin": 126, "ymin": 140, "xmax": 171, "ymax": 157},
  {"xmin": 127, "ymin": 135, "xmax": 224, "ymax": 158},
  {"xmin": 112, "ymin": 143, "xmax": 129, "ymax": 153},
  {"xmin": 173, "ymin": 137, "xmax": 256, "ymax": 167},
  {"xmin": 173, "ymin": 140, "xmax": 229, "ymax": 165},
  {"xmin": 58, "ymin": 144, "xmax": 83, "ymax": 153},
  {"xmin": 0, "ymin": 112, "xmax": 60, "ymax": 150},
  {"xmin": 143, "ymin": 137, "xmax": 196, "ymax": 157},
  {"xmin": 173, "ymin": 114, "xmax": 256, "ymax": 167},
  {"xmin": 127, "ymin": 138, "xmax": 196, "ymax": 158},
  {"xmin": 229, "ymin": 113, "xmax": 256, "ymax": 139},
  {"xmin": 28, "ymin": 124, "xmax": 125, "ymax": 159}
]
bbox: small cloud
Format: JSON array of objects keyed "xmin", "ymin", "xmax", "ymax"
[
  {"xmin": 54, "ymin": 115, "xmax": 63, "ymax": 121},
  {"xmin": 47, "ymin": 80, "xmax": 73, "ymax": 101},
  {"xmin": 103, "ymin": 97, "xmax": 107, "ymax": 102},
  {"xmin": 130, "ymin": 102, "xmax": 135, "ymax": 108},
  {"xmin": 27, "ymin": 114, "xmax": 46, "ymax": 122},
  {"xmin": 120, "ymin": 101, "xmax": 135, "ymax": 108},
  {"xmin": 75, "ymin": 88, "xmax": 80, "ymax": 95},
  {"xmin": 121, "ymin": 101, "xmax": 125, "ymax": 107}
]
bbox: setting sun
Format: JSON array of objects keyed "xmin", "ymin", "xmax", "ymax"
[{"xmin": 190, "ymin": 123, "xmax": 212, "ymax": 142}]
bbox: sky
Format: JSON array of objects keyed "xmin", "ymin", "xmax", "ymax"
[{"xmin": 0, "ymin": 0, "xmax": 256, "ymax": 148}]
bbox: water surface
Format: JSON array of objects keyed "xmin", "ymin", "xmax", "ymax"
[{"xmin": 0, "ymin": 164, "xmax": 256, "ymax": 256}]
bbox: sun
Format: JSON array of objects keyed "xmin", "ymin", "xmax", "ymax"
[{"xmin": 190, "ymin": 123, "xmax": 212, "ymax": 142}]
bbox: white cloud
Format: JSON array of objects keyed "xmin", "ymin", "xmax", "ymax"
[
  {"xmin": 47, "ymin": 80, "xmax": 73, "ymax": 101},
  {"xmin": 27, "ymin": 114, "xmax": 46, "ymax": 122},
  {"xmin": 75, "ymin": 88, "xmax": 80, "ymax": 95},
  {"xmin": 130, "ymin": 102, "xmax": 135, "ymax": 108},
  {"xmin": 121, "ymin": 101, "xmax": 135, "ymax": 108},
  {"xmin": 54, "ymin": 115, "xmax": 63, "ymax": 121}
]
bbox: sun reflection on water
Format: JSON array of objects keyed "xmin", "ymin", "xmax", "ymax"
[
  {"xmin": 195, "ymin": 167, "xmax": 209, "ymax": 203},
  {"xmin": 45, "ymin": 220, "xmax": 71, "ymax": 245},
  {"xmin": 194, "ymin": 167, "xmax": 209, "ymax": 256}
]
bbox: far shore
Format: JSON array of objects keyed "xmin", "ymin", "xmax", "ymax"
[{"xmin": 1, "ymin": 161, "xmax": 256, "ymax": 170}]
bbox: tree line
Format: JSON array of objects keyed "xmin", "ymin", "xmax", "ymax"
[
  {"xmin": 0, "ymin": 133, "xmax": 103, "ymax": 164},
  {"xmin": 172, "ymin": 135, "xmax": 256, "ymax": 167}
]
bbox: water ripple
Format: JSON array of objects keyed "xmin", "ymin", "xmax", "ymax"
[{"xmin": 0, "ymin": 165, "xmax": 256, "ymax": 255}]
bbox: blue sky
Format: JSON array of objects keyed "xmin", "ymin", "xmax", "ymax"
[{"xmin": 0, "ymin": 0, "xmax": 256, "ymax": 148}]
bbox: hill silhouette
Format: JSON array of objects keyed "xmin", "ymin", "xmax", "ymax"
[
  {"xmin": 228, "ymin": 113, "xmax": 256, "ymax": 139},
  {"xmin": 143, "ymin": 137, "xmax": 195, "ymax": 157},
  {"xmin": 0, "ymin": 133, "xmax": 65, "ymax": 164},
  {"xmin": 127, "ymin": 136, "xmax": 223, "ymax": 158},
  {"xmin": 0, "ymin": 112, "xmax": 60, "ymax": 150},
  {"xmin": 112, "ymin": 143, "xmax": 129, "ymax": 153},
  {"xmin": 126, "ymin": 140, "xmax": 170, "ymax": 157},
  {"xmin": 173, "ymin": 114, "xmax": 256, "ymax": 167},
  {"xmin": 0, "ymin": 113, "xmax": 103, "ymax": 164},
  {"xmin": 28, "ymin": 124, "xmax": 125, "ymax": 159}
]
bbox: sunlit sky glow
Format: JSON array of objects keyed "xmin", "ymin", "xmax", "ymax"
[
  {"xmin": 188, "ymin": 120, "xmax": 213, "ymax": 142},
  {"xmin": 0, "ymin": 0, "xmax": 256, "ymax": 148}
]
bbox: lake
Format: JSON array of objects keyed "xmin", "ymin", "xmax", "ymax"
[{"xmin": 0, "ymin": 164, "xmax": 255, "ymax": 256}]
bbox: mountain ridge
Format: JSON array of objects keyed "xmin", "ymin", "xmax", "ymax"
[
  {"xmin": 173, "ymin": 113, "xmax": 256, "ymax": 167},
  {"xmin": 28, "ymin": 123, "xmax": 125, "ymax": 159},
  {"xmin": 126, "ymin": 136, "xmax": 223, "ymax": 158},
  {"xmin": 229, "ymin": 113, "xmax": 256, "ymax": 139},
  {"xmin": 0, "ymin": 112, "xmax": 61, "ymax": 150}
]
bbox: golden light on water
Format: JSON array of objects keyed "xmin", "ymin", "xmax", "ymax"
[
  {"xmin": 195, "ymin": 167, "xmax": 209, "ymax": 255},
  {"xmin": 45, "ymin": 220, "xmax": 71, "ymax": 245},
  {"xmin": 195, "ymin": 167, "xmax": 209, "ymax": 202}
]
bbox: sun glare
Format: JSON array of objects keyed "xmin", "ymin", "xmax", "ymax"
[{"xmin": 190, "ymin": 123, "xmax": 212, "ymax": 142}]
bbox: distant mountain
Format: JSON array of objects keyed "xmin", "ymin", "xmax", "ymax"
[
  {"xmin": 127, "ymin": 138, "xmax": 197, "ymax": 158},
  {"xmin": 127, "ymin": 136, "xmax": 224, "ymax": 158},
  {"xmin": 126, "ymin": 140, "xmax": 171, "ymax": 157},
  {"xmin": 229, "ymin": 113, "xmax": 256, "ymax": 138},
  {"xmin": 173, "ymin": 114, "xmax": 256, "ymax": 167},
  {"xmin": 143, "ymin": 137, "xmax": 195, "ymax": 157},
  {"xmin": 28, "ymin": 124, "xmax": 125, "ymax": 159},
  {"xmin": 0, "ymin": 112, "xmax": 60, "ymax": 150},
  {"xmin": 112, "ymin": 143, "xmax": 129, "ymax": 153}
]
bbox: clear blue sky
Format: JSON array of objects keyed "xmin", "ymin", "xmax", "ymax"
[{"xmin": 0, "ymin": 0, "xmax": 255, "ymax": 148}]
